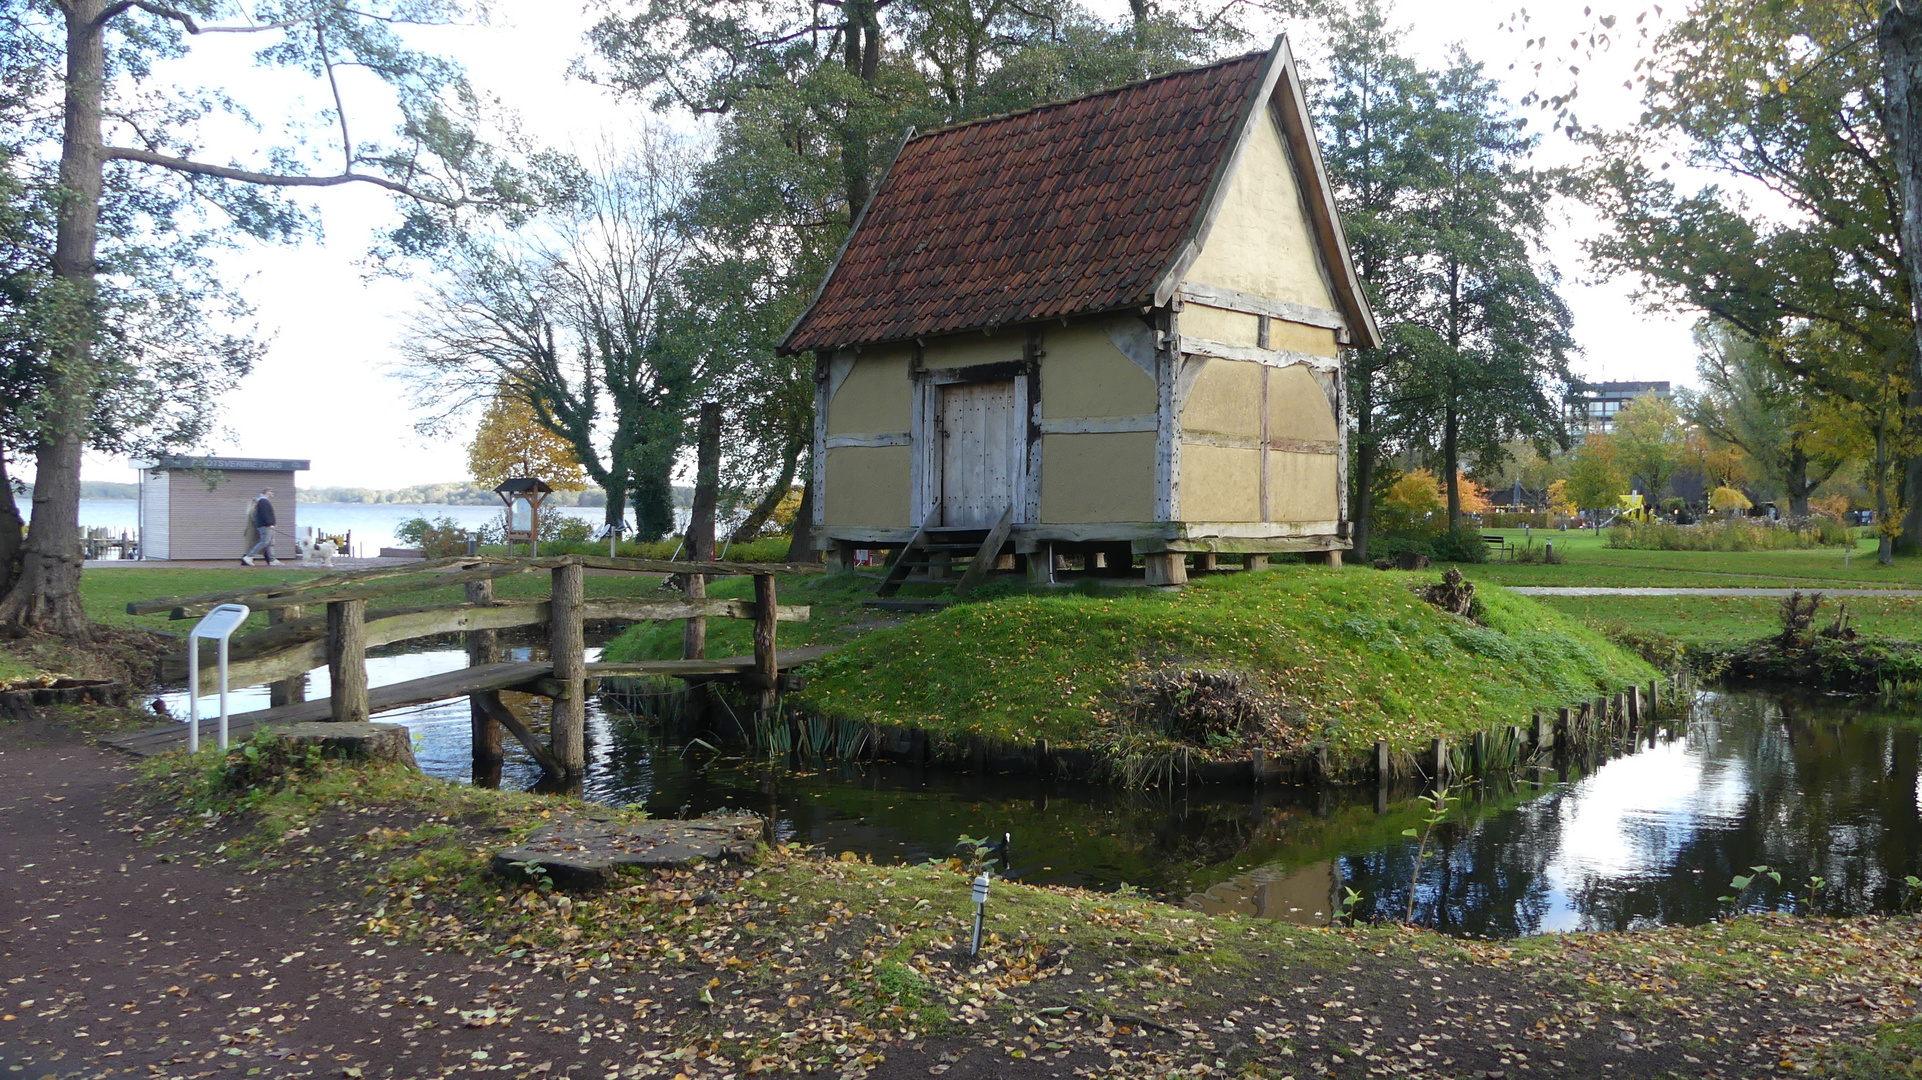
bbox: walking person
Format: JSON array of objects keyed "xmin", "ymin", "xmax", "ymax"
[{"xmin": 241, "ymin": 488, "xmax": 281, "ymax": 566}]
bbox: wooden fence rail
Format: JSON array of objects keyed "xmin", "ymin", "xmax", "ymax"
[{"xmin": 116, "ymin": 554, "xmax": 820, "ymax": 779}]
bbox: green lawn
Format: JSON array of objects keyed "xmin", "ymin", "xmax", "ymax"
[
  {"xmin": 1464, "ymin": 528, "xmax": 1919, "ymax": 589},
  {"xmin": 80, "ymin": 563, "xmax": 706, "ymax": 636},
  {"xmin": 796, "ymin": 567, "xmax": 1653, "ymax": 758},
  {"xmin": 1529, "ymin": 594, "xmax": 1922, "ymax": 648}
]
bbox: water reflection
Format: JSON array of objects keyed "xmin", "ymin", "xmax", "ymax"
[
  {"xmin": 162, "ymin": 657, "xmax": 1922, "ymax": 936},
  {"xmin": 1323, "ymin": 690, "xmax": 1922, "ymax": 935}
]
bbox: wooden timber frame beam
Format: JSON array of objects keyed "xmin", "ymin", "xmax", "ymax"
[
  {"xmin": 173, "ymin": 596, "xmax": 813, "ymax": 690},
  {"xmin": 128, "ymin": 554, "xmax": 825, "ymax": 619}
]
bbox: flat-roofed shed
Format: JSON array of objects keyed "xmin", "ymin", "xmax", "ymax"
[{"xmin": 781, "ymin": 36, "xmax": 1380, "ymax": 585}]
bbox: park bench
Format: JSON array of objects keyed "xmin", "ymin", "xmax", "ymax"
[{"xmin": 1482, "ymin": 534, "xmax": 1510, "ymax": 559}]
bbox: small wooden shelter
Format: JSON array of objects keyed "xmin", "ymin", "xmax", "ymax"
[
  {"xmin": 781, "ymin": 38, "xmax": 1379, "ymax": 585},
  {"xmin": 495, "ymin": 477, "xmax": 553, "ymax": 556},
  {"xmin": 137, "ymin": 455, "xmax": 309, "ymax": 561}
]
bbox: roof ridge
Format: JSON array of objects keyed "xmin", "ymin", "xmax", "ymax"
[{"xmin": 907, "ymin": 47, "xmax": 1269, "ymax": 145}]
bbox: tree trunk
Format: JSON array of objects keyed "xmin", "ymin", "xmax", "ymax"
[
  {"xmin": 839, "ymin": 0, "xmax": 878, "ymax": 223},
  {"xmin": 630, "ymin": 436, "xmax": 678, "ymax": 542},
  {"xmin": 601, "ymin": 476, "xmax": 628, "ymax": 534},
  {"xmin": 1349, "ymin": 373, "xmax": 1377, "ymax": 564},
  {"xmin": 784, "ymin": 476, "xmax": 819, "ymax": 564},
  {"xmin": 1442, "ymin": 395, "xmax": 1462, "ymax": 533},
  {"xmin": 1785, "ymin": 444, "xmax": 1812, "ymax": 519},
  {"xmin": 686, "ymin": 401, "xmax": 720, "ymax": 562},
  {"xmin": 728, "ymin": 432, "xmax": 805, "ymax": 544},
  {"xmin": 1880, "ymin": 5, "xmax": 1922, "ymax": 553},
  {"xmin": 0, "ymin": 454, "xmax": 23, "ymax": 598},
  {"xmin": 0, "ymin": 2, "xmax": 104, "ymax": 638}
]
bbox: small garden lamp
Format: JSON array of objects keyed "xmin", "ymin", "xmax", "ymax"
[
  {"xmin": 970, "ymin": 872, "xmax": 991, "ymax": 956},
  {"xmin": 494, "ymin": 477, "xmax": 554, "ymax": 557}
]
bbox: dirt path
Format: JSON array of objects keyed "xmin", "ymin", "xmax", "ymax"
[{"xmin": 0, "ymin": 722, "xmax": 631, "ymax": 1078}]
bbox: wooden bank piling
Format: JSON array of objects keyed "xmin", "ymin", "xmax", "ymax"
[
  {"xmin": 326, "ymin": 599, "xmax": 368, "ymax": 723},
  {"xmin": 550, "ymin": 560, "xmax": 586, "ymax": 772},
  {"xmin": 466, "ymin": 580, "xmax": 503, "ymax": 771}
]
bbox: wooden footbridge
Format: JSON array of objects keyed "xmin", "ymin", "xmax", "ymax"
[{"xmin": 105, "ymin": 554, "xmax": 829, "ymax": 778}]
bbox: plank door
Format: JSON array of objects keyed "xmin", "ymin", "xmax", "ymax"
[{"xmin": 939, "ymin": 379, "xmax": 1019, "ymax": 528}]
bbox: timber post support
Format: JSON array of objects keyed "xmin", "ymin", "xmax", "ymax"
[
  {"xmin": 753, "ymin": 573, "xmax": 778, "ymax": 715},
  {"xmin": 1647, "ymin": 678, "xmax": 1661, "ymax": 719},
  {"xmin": 1243, "ymin": 553, "xmax": 1270, "ymax": 572},
  {"xmin": 325, "ymin": 600, "xmax": 368, "ymax": 723},
  {"xmin": 1143, "ymin": 552, "xmax": 1187, "ymax": 587},
  {"xmin": 550, "ymin": 559, "xmax": 586, "ymax": 773},
  {"xmin": 466, "ymin": 579, "xmax": 503, "ymax": 774},
  {"xmin": 268, "ymin": 605, "xmax": 305, "ymax": 707}
]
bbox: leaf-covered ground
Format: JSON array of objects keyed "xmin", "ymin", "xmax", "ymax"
[{"xmin": 5, "ymin": 721, "xmax": 1921, "ymax": 1080}]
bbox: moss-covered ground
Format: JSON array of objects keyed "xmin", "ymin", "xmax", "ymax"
[{"xmin": 20, "ymin": 742, "xmax": 1908, "ymax": 1079}]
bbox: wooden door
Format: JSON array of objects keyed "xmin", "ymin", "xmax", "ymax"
[{"xmin": 939, "ymin": 379, "xmax": 1018, "ymax": 527}]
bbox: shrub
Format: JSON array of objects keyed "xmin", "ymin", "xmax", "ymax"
[
  {"xmin": 1709, "ymin": 486, "xmax": 1753, "ymax": 513},
  {"xmin": 1605, "ymin": 518, "xmax": 1843, "ymax": 551},
  {"xmin": 1375, "ymin": 469, "xmax": 1446, "ymax": 537},
  {"xmin": 1428, "ymin": 528, "xmax": 1490, "ymax": 563},
  {"xmin": 394, "ymin": 514, "xmax": 473, "ymax": 557}
]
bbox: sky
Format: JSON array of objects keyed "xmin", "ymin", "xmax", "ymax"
[{"xmin": 78, "ymin": 0, "xmax": 1694, "ymax": 490}]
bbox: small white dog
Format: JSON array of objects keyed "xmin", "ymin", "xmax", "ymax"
[{"xmin": 297, "ymin": 537, "xmax": 339, "ymax": 568}]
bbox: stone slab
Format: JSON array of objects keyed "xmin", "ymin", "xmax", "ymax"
[
  {"xmin": 492, "ymin": 814, "xmax": 764, "ymax": 890},
  {"xmin": 273, "ymin": 722, "xmax": 418, "ymax": 769}
]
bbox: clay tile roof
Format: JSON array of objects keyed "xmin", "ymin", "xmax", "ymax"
[{"xmin": 780, "ymin": 50, "xmax": 1273, "ymax": 354}]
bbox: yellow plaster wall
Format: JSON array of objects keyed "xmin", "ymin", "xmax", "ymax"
[
  {"xmin": 1268, "ymin": 320, "xmax": 1339, "ymax": 357},
  {"xmin": 1179, "ymin": 304, "xmax": 1261, "ymax": 347},
  {"xmin": 1040, "ymin": 432, "xmax": 1156, "ymax": 523},
  {"xmin": 825, "ymin": 346, "xmax": 913, "ymax": 436},
  {"xmin": 823, "ymin": 446, "xmax": 911, "ymax": 527},
  {"xmin": 1267, "ymin": 451, "xmax": 1339, "ymax": 522},
  {"xmin": 1182, "ymin": 109, "xmax": 1336, "ymax": 310},
  {"xmin": 1267, "ymin": 364, "xmax": 1338, "ymax": 442},
  {"xmin": 1041, "ymin": 322, "xmax": 1157, "ymax": 419},
  {"xmin": 920, "ymin": 328, "xmax": 1028, "ymax": 370},
  {"xmin": 1180, "ymin": 443, "xmax": 1262, "ymax": 521},
  {"xmin": 1181, "ymin": 358, "xmax": 1263, "ymax": 438}
]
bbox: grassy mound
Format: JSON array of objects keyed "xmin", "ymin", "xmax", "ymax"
[{"xmin": 796, "ymin": 568, "xmax": 1654, "ymax": 757}]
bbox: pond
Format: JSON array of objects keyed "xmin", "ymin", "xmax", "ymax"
[{"xmin": 164, "ymin": 660, "xmax": 1922, "ymax": 937}]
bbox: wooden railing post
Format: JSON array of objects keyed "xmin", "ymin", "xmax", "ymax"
[
  {"xmin": 268, "ymin": 605, "xmax": 305, "ymax": 707},
  {"xmin": 753, "ymin": 572, "xmax": 778, "ymax": 713},
  {"xmin": 466, "ymin": 579, "xmax": 502, "ymax": 773},
  {"xmin": 326, "ymin": 599, "xmax": 368, "ymax": 723},
  {"xmin": 550, "ymin": 559, "xmax": 586, "ymax": 772}
]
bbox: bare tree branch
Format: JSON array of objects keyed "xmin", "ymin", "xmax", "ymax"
[
  {"xmin": 101, "ymin": 145, "xmax": 457, "ymax": 204},
  {"xmin": 95, "ymin": 0, "xmax": 298, "ymax": 34}
]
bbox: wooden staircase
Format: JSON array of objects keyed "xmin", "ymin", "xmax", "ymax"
[{"xmin": 875, "ymin": 505, "xmax": 1016, "ymax": 598}]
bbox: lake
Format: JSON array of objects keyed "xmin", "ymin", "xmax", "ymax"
[{"xmin": 78, "ymin": 499, "xmax": 630, "ymax": 556}]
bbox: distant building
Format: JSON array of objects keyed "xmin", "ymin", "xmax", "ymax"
[
  {"xmin": 1567, "ymin": 381, "xmax": 1673, "ymax": 435},
  {"xmin": 137, "ymin": 455, "xmax": 309, "ymax": 561}
]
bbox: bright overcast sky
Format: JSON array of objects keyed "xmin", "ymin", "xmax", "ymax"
[{"xmin": 77, "ymin": 0, "xmax": 1689, "ymax": 490}]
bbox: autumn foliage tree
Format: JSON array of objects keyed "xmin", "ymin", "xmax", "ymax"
[{"xmin": 467, "ymin": 387, "xmax": 589, "ymax": 492}]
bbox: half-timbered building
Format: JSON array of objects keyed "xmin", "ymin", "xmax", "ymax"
[{"xmin": 780, "ymin": 37, "xmax": 1380, "ymax": 586}]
